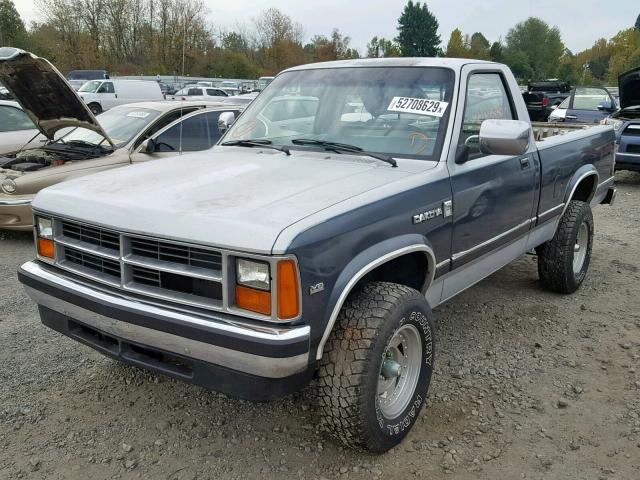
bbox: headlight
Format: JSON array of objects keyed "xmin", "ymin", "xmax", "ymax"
[
  {"xmin": 236, "ymin": 259, "xmax": 270, "ymax": 290},
  {"xmin": 1, "ymin": 178, "xmax": 16, "ymax": 194},
  {"xmin": 603, "ymin": 118, "xmax": 624, "ymax": 131},
  {"xmin": 35, "ymin": 215, "xmax": 55, "ymax": 260}
]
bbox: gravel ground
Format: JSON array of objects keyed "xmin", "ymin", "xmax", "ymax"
[{"xmin": 1, "ymin": 172, "xmax": 639, "ymax": 480}]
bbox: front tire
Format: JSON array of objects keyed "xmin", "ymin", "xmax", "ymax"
[
  {"xmin": 88, "ymin": 103, "xmax": 102, "ymax": 115},
  {"xmin": 537, "ymin": 200, "xmax": 594, "ymax": 293},
  {"xmin": 317, "ymin": 282, "xmax": 435, "ymax": 452}
]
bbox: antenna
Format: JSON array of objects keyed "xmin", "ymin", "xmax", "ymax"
[{"xmin": 179, "ymin": 16, "xmax": 186, "ymax": 155}]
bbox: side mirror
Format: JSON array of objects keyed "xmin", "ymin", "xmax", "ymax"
[
  {"xmin": 597, "ymin": 101, "xmax": 614, "ymax": 111},
  {"xmin": 139, "ymin": 138, "xmax": 155, "ymax": 154},
  {"xmin": 478, "ymin": 119, "xmax": 531, "ymax": 156},
  {"xmin": 218, "ymin": 111, "xmax": 236, "ymax": 134}
]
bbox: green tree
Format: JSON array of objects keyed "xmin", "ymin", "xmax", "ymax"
[
  {"xmin": 396, "ymin": 1, "xmax": 441, "ymax": 57},
  {"xmin": 0, "ymin": 0, "xmax": 27, "ymax": 47},
  {"xmin": 468, "ymin": 32, "xmax": 490, "ymax": 59},
  {"xmin": 489, "ymin": 41, "xmax": 504, "ymax": 63},
  {"xmin": 606, "ymin": 28, "xmax": 640, "ymax": 83},
  {"xmin": 366, "ymin": 36, "xmax": 400, "ymax": 57},
  {"xmin": 505, "ymin": 17, "xmax": 564, "ymax": 80},
  {"xmin": 444, "ymin": 29, "xmax": 468, "ymax": 58}
]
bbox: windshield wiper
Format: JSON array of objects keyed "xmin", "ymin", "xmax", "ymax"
[
  {"xmin": 221, "ymin": 139, "xmax": 290, "ymax": 156},
  {"xmin": 291, "ymin": 139, "xmax": 397, "ymax": 167},
  {"xmin": 65, "ymin": 140, "xmax": 112, "ymax": 151}
]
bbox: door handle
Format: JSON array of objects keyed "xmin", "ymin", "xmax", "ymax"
[
  {"xmin": 520, "ymin": 157, "xmax": 530, "ymax": 169},
  {"xmin": 565, "ymin": 115, "xmax": 577, "ymax": 119}
]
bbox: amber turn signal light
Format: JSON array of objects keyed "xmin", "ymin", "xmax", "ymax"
[
  {"xmin": 37, "ymin": 238, "xmax": 55, "ymax": 259},
  {"xmin": 236, "ymin": 285, "xmax": 271, "ymax": 316},
  {"xmin": 277, "ymin": 260, "xmax": 300, "ymax": 319}
]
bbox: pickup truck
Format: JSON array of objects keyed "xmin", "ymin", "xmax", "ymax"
[
  {"xmin": 522, "ymin": 80, "xmax": 572, "ymax": 121},
  {"xmin": 18, "ymin": 58, "xmax": 616, "ymax": 453}
]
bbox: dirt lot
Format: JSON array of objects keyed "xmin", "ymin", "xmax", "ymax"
[{"xmin": 1, "ymin": 172, "xmax": 639, "ymax": 480}]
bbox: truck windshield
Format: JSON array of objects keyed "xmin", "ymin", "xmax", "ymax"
[
  {"xmin": 78, "ymin": 81, "xmax": 102, "ymax": 93},
  {"xmin": 225, "ymin": 67, "xmax": 455, "ymax": 160}
]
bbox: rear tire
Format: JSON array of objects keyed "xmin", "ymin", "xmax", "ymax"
[
  {"xmin": 537, "ymin": 200, "xmax": 594, "ymax": 293},
  {"xmin": 317, "ymin": 282, "xmax": 435, "ymax": 452}
]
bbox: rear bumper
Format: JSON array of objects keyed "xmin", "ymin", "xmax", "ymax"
[
  {"xmin": 19, "ymin": 261, "xmax": 313, "ymax": 400},
  {"xmin": 0, "ymin": 197, "xmax": 33, "ymax": 230}
]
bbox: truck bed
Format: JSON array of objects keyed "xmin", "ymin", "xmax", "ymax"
[{"xmin": 532, "ymin": 122, "xmax": 598, "ymax": 141}]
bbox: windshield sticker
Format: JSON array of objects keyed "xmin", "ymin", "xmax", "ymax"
[
  {"xmin": 387, "ymin": 97, "xmax": 449, "ymax": 117},
  {"xmin": 127, "ymin": 111, "xmax": 151, "ymax": 119}
]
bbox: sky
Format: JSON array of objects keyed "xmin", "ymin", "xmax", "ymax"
[{"xmin": 12, "ymin": 0, "xmax": 640, "ymax": 55}]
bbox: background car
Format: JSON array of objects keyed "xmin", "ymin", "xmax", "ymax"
[
  {"xmin": 548, "ymin": 86, "xmax": 617, "ymax": 123},
  {"xmin": 0, "ymin": 46, "xmax": 243, "ymax": 231},
  {"xmin": 169, "ymin": 86, "xmax": 229, "ymax": 101},
  {"xmin": 0, "ymin": 100, "xmax": 49, "ymax": 154},
  {"xmin": 78, "ymin": 79, "xmax": 164, "ymax": 114}
]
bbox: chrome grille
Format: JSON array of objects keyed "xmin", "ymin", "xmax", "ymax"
[
  {"xmin": 61, "ymin": 220, "xmax": 120, "ymax": 251},
  {"xmin": 63, "ymin": 247, "xmax": 121, "ymax": 281},
  {"xmin": 130, "ymin": 237, "xmax": 222, "ymax": 270},
  {"xmin": 52, "ymin": 218, "xmax": 225, "ymax": 312}
]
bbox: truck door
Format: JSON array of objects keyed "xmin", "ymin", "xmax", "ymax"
[
  {"xmin": 447, "ymin": 70, "xmax": 537, "ymax": 276},
  {"xmin": 566, "ymin": 87, "xmax": 616, "ymax": 123},
  {"xmin": 97, "ymin": 81, "xmax": 117, "ymax": 110}
]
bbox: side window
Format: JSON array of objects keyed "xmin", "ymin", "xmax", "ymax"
[
  {"xmin": 459, "ymin": 73, "xmax": 514, "ymax": 158},
  {"xmin": 154, "ymin": 113, "xmax": 210, "ymax": 152},
  {"xmin": 135, "ymin": 108, "xmax": 197, "ymax": 148},
  {"xmin": 207, "ymin": 110, "xmax": 239, "ymax": 145},
  {"xmin": 572, "ymin": 87, "xmax": 611, "ymax": 110},
  {"xmin": 187, "ymin": 88, "xmax": 203, "ymax": 96},
  {"xmin": 98, "ymin": 82, "xmax": 114, "ymax": 93},
  {"xmin": 207, "ymin": 89, "xmax": 226, "ymax": 97},
  {"xmin": 0, "ymin": 106, "xmax": 35, "ymax": 132}
]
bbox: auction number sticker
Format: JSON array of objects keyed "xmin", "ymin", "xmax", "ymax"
[
  {"xmin": 127, "ymin": 111, "xmax": 151, "ymax": 118},
  {"xmin": 387, "ymin": 97, "xmax": 449, "ymax": 117}
]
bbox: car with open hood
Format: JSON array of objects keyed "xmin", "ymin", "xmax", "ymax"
[
  {"xmin": 602, "ymin": 67, "xmax": 640, "ymax": 171},
  {"xmin": 0, "ymin": 47, "xmax": 244, "ymax": 230}
]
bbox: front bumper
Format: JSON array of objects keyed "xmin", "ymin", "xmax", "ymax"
[
  {"xmin": 19, "ymin": 261, "xmax": 313, "ymax": 400},
  {"xmin": 0, "ymin": 196, "xmax": 33, "ymax": 231}
]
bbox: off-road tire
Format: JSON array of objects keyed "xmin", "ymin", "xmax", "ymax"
[
  {"xmin": 88, "ymin": 103, "xmax": 102, "ymax": 115},
  {"xmin": 317, "ymin": 282, "xmax": 435, "ymax": 452},
  {"xmin": 537, "ymin": 200, "xmax": 594, "ymax": 293}
]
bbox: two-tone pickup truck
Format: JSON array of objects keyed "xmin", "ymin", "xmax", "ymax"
[{"xmin": 18, "ymin": 58, "xmax": 616, "ymax": 453}]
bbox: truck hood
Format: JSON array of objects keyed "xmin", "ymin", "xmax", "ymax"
[
  {"xmin": 0, "ymin": 47, "xmax": 113, "ymax": 144},
  {"xmin": 33, "ymin": 148, "xmax": 417, "ymax": 253},
  {"xmin": 619, "ymin": 67, "xmax": 640, "ymax": 110}
]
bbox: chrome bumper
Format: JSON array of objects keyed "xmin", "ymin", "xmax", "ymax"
[
  {"xmin": 0, "ymin": 198, "xmax": 32, "ymax": 206},
  {"xmin": 19, "ymin": 261, "xmax": 310, "ymax": 379}
]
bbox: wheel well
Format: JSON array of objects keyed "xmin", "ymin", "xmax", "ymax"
[
  {"xmin": 571, "ymin": 174, "xmax": 597, "ymax": 203},
  {"xmin": 353, "ymin": 252, "xmax": 430, "ymax": 293}
]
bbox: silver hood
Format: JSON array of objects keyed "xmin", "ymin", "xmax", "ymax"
[
  {"xmin": 0, "ymin": 47, "xmax": 113, "ymax": 144},
  {"xmin": 32, "ymin": 148, "xmax": 415, "ymax": 253}
]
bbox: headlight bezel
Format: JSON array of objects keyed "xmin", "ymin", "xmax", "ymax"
[
  {"xmin": 34, "ymin": 214, "xmax": 55, "ymax": 262},
  {"xmin": 233, "ymin": 255, "xmax": 302, "ymax": 321}
]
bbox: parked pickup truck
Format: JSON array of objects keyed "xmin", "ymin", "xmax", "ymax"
[
  {"xmin": 19, "ymin": 58, "xmax": 616, "ymax": 453},
  {"xmin": 522, "ymin": 80, "xmax": 572, "ymax": 121}
]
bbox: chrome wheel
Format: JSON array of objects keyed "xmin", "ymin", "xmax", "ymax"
[
  {"xmin": 377, "ymin": 324, "xmax": 422, "ymax": 419},
  {"xmin": 573, "ymin": 221, "xmax": 588, "ymax": 274}
]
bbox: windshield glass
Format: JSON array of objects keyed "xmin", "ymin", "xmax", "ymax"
[
  {"xmin": 61, "ymin": 107, "xmax": 162, "ymax": 147},
  {"xmin": 78, "ymin": 80, "xmax": 102, "ymax": 93},
  {"xmin": 225, "ymin": 67, "xmax": 455, "ymax": 160}
]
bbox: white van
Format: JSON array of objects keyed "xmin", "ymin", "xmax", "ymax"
[{"xmin": 77, "ymin": 80, "xmax": 163, "ymax": 114}]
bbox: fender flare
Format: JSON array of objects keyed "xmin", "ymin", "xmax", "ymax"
[
  {"xmin": 560, "ymin": 165, "xmax": 599, "ymax": 217},
  {"xmin": 314, "ymin": 234, "xmax": 436, "ymax": 360}
]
